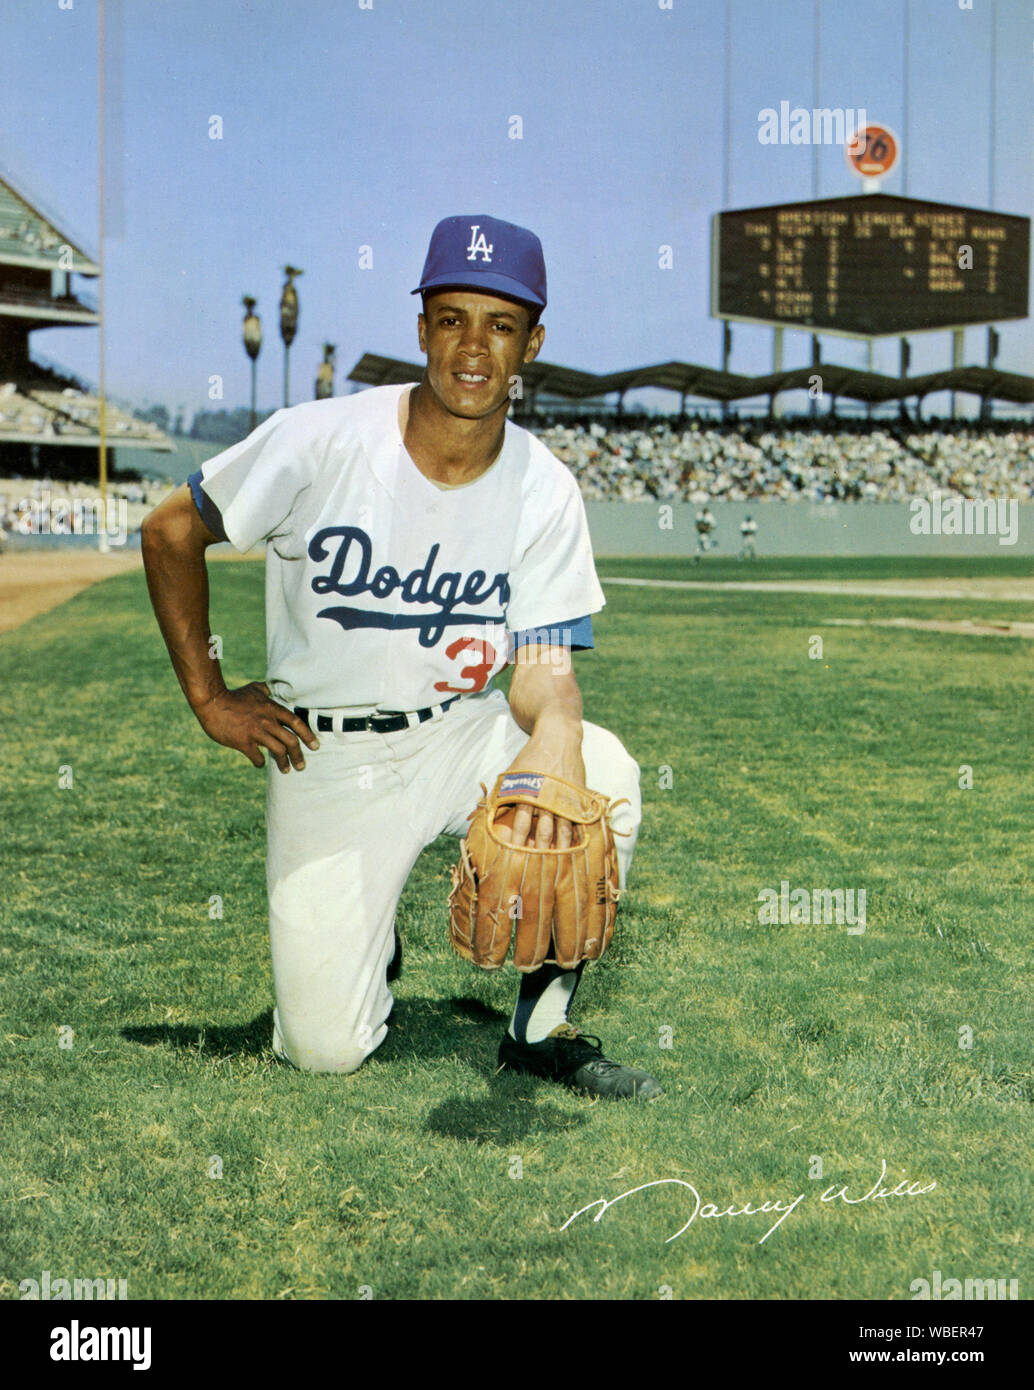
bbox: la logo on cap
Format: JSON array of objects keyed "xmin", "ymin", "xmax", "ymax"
[
  {"xmin": 412, "ymin": 214, "xmax": 547, "ymax": 309},
  {"xmin": 466, "ymin": 225, "xmax": 493, "ymax": 263}
]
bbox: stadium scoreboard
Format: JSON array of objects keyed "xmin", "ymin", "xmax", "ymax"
[{"xmin": 712, "ymin": 194, "xmax": 1030, "ymax": 338}]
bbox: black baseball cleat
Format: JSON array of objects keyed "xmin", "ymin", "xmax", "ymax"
[
  {"xmin": 497, "ymin": 1023, "xmax": 663, "ymax": 1101},
  {"xmin": 386, "ymin": 928, "xmax": 402, "ymax": 984}
]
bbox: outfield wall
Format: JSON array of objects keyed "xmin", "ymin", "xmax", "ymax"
[
  {"xmin": 585, "ymin": 500, "xmax": 1034, "ymax": 558},
  {"xmin": 4, "ymin": 496, "xmax": 1032, "ymax": 558}
]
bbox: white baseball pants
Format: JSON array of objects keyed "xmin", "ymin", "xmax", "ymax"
[{"xmin": 265, "ymin": 688, "xmax": 641, "ymax": 1073}]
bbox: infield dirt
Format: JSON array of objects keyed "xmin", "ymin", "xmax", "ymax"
[{"xmin": 0, "ymin": 545, "xmax": 258, "ymax": 635}]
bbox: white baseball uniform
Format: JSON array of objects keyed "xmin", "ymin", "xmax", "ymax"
[{"xmin": 195, "ymin": 383, "xmax": 642, "ymax": 1072}]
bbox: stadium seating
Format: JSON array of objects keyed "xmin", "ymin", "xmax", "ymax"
[
  {"xmin": 535, "ymin": 420, "xmax": 1034, "ymax": 503},
  {"xmin": 0, "ymin": 381, "xmax": 169, "ymax": 444}
]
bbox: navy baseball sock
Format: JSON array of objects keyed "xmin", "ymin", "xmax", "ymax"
[{"xmin": 508, "ymin": 961, "xmax": 585, "ymax": 1044}]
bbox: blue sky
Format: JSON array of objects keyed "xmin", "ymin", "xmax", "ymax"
[{"xmin": 0, "ymin": 0, "xmax": 1030, "ymax": 419}]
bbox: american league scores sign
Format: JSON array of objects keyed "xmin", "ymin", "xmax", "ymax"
[{"xmin": 711, "ymin": 192, "xmax": 1030, "ymax": 340}]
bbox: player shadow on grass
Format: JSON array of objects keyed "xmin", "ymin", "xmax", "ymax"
[
  {"xmin": 121, "ymin": 1011, "xmax": 274, "ymax": 1057},
  {"xmin": 118, "ymin": 996, "xmax": 530, "ymax": 1076},
  {"xmin": 122, "ymin": 999, "xmax": 500, "ymax": 1063},
  {"xmin": 424, "ymin": 1090, "xmax": 588, "ymax": 1145},
  {"xmin": 121, "ymin": 998, "xmax": 592, "ymax": 1137},
  {"xmin": 378, "ymin": 995, "xmax": 591, "ymax": 1143},
  {"xmin": 372, "ymin": 993, "xmax": 514, "ymax": 1070}
]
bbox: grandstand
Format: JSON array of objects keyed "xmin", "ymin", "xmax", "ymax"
[
  {"xmin": 0, "ymin": 167, "xmax": 170, "ymax": 477},
  {"xmin": 536, "ymin": 418, "xmax": 1034, "ymax": 504}
]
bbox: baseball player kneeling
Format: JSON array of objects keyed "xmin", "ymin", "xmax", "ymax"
[{"xmin": 141, "ymin": 214, "xmax": 661, "ymax": 1101}]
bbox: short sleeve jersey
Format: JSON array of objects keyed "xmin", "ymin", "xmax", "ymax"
[{"xmin": 196, "ymin": 384, "xmax": 606, "ymax": 711}]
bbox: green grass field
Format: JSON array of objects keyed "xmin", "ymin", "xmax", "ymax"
[{"xmin": 1, "ymin": 554, "xmax": 1032, "ymax": 1301}]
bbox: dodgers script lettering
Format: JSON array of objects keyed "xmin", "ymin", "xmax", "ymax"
[{"xmin": 308, "ymin": 526, "xmax": 510, "ymax": 647}]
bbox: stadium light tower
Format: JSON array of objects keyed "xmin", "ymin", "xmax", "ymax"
[
  {"xmin": 279, "ymin": 265, "xmax": 303, "ymax": 407},
  {"xmin": 241, "ymin": 295, "xmax": 261, "ymax": 433}
]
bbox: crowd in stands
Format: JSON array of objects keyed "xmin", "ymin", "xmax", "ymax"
[
  {"xmin": 0, "ymin": 475, "xmax": 173, "ymax": 538},
  {"xmin": 0, "ymin": 381, "xmax": 169, "ymax": 444},
  {"xmin": 0, "ymin": 216, "xmax": 64, "ymax": 256},
  {"xmin": 533, "ymin": 417, "xmax": 1034, "ymax": 503}
]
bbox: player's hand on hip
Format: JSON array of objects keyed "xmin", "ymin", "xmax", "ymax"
[{"xmin": 194, "ymin": 681, "xmax": 319, "ymax": 772}]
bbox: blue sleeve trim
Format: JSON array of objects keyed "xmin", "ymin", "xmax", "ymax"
[
  {"xmin": 187, "ymin": 469, "xmax": 228, "ymax": 543},
  {"xmin": 511, "ymin": 614, "xmax": 594, "ymax": 653}
]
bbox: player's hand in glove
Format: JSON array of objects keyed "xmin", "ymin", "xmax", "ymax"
[
  {"xmin": 194, "ymin": 681, "xmax": 319, "ymax": 772},
  {"xmin": 448, "ymin": 771, "xmax": 627, "ymax": 972},
  {"xmin": 495, "ymin": 715, "xmax": 586, "ymax": 852}
]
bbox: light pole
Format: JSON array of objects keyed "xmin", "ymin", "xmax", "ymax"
[
  {"xmin": 279, "ymin": 265, "xmax": 303, "ymax": 407},
  {"xmin": 316, "ymin": 343, "xmax": 335, "ymax": 400},
  {"xmin": 242, "ymin": 295, "xmax": 261, "ymax": 434}
]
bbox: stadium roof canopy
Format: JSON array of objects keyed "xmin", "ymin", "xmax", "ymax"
[
  {"xmin": 900, "ymin": 366, "xmax": 1034, "ymax": 406},
  {"xmin": 348, "ymin": 354, "xmax": 1034, "ymax": 407},
  {"xmin": 593, "ymin": 362, "xmax": 753, "ymax": 401}
]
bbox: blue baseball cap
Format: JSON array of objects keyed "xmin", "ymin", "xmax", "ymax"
[{"xmin": 412, "ymin": 215, "xmax": 547, "ymax": 310}]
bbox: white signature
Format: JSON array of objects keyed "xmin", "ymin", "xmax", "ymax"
[{"xmin": 560, "ymin": 1159, "xmax": 937, "ymax": 1245}]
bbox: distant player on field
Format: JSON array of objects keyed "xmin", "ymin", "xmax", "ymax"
[
  {"xmin": 738, "ymin": 513, "xmax": 757, "ymax": 560},
  {"xmin": 693, "ymin": 503, "xmax": 716, "ymax": 563}
]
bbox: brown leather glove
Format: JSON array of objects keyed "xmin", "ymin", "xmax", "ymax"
[{"xmin": 448, "ymin": 771, "xmax": 625, "ymax": 972}]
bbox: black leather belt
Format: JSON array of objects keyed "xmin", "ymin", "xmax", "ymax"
[{"xmin": 293, "ymin": 695, "xmax": 460, "ymax": 734}]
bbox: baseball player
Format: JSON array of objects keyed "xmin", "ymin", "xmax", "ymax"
[
  {"xmin": 141, "ymin": 214, "xmax": 660, "ymax": 1101},
  {"xmin": 738, "ymin": 512, "xmax": 757, "ymax": 560},
  {"xmin": 692, "ymin": 503, "xmax": 717, "ymax": 562}
]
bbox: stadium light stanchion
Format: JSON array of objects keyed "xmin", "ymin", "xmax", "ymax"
[
  {"xmin": 97, "ymin": 0, "xmax": 109, "ymax": 554},
  {"xmin": 899, "ymin": 338, "xmax": 912, "ymax": 425},
  {"xmin": 951, "ymin": 328, "xmax": 964, "ymax": 422},
  {"xmin": 988, "ymin": 0, "xmax": 997, "ymax": 209},
  {"xmin": 865, "ymin": 337, "xmax": 874, "ymax": 421},
  {"xmin": 770, "ymin": 326, "xmax": 784, "ymax": 420},
  {"xmin": 279, "ymin": 265, "xmax": 302, "ymax": 408},
  {"xmin": 982, "ymin": 327, "xmax": 999, "ymax": 423},
  {"xmin": 721, "ymin": 321, "xmax": 731, "ymax": 423},
  {"xmin": 902, "ymin": 0, "xmax": 910, "ymax": 195},
  {"xmin": 242, "ymin": 296, "xmax": 261, "ymax": 433},
  {"xmin": 811, "ymin": 0, "xmax": 822, "ymax": 199}
]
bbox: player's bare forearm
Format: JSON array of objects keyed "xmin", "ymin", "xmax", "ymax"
[
  {"xmin": 141, "ymin": 485, "xmax": 317, "ymax": 772},
  {"xmin": 141, "ymin": 484, "xmax": 228, "ymax": 714},
  {"xmin": 509, "ymin": 655, "xmax": 582, "ymax": 753},
  {"xmin": 504, "ymin": 650, "xmax": 585, "ymax": 848}
]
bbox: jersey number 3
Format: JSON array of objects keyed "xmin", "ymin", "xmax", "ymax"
[{"xmin": 434, "ymin": 637, "xmax": 498, "ymax": 695}]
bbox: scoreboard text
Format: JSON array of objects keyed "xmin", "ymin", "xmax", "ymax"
[{"xmin": 712, "ymin": 195, "xmax": 1030, "ymax": 337}]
